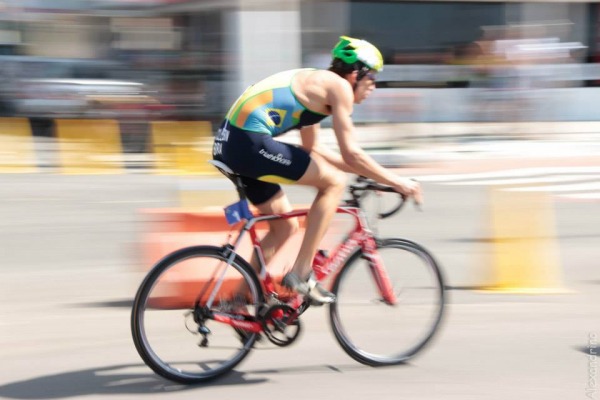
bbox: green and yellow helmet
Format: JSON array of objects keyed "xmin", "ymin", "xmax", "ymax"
[{"xmin": 332, "ymin": 35, "xmax": 384, "ymax": 72}]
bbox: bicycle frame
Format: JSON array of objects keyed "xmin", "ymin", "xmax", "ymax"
[
  {"xmin": 204, "ymin": 202, "xmax": 399, "ymax": 335},
  {"xmin": 208, "ymin": 203, "xmax": 397, "ymax": 313}
]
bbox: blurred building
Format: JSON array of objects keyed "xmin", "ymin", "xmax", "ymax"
[{"xmin": 0, "ymin": 0, "xmax": 599, "ymax": 123}]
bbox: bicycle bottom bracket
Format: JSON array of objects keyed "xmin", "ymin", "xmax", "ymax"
[{"xmin": 261, "ymin": 304, "xmax": 302, "ymax": 347}]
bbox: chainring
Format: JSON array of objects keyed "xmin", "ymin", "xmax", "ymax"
[{"xmin": 261, "ymin": 304, "xmax": 302, "ymax": 347}]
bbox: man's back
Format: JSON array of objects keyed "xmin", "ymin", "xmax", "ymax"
[{"xmin": 224, "ymin": 68, "xmax": 330, "ymax": 136}]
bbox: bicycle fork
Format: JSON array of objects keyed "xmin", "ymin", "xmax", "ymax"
[{"xmin": 363, "ymin": 237, "xmax": 398, "ymax": 305}]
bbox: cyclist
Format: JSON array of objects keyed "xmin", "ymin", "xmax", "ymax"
[{"xmin": 212, "ymin": 36, "xmax": 422, "ymax": 304}]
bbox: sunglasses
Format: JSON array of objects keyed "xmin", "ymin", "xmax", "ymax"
[{"xmin": 357, "ymin": 69, "xmax": 377, "ymax": 82}]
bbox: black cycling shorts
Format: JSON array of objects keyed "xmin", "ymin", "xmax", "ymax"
[{"xmin": 212, "ymin": 121, "xmax": 311, "ymax": 205}]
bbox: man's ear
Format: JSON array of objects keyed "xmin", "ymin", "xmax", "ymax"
[{"xmin": 346, "ymin": 70, "xmax": 359, "ymax": 85}]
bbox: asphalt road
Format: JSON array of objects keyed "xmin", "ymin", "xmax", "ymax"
[{"xmin": 0, "ymin": 168, "xmax": 599, "ymax": 400}]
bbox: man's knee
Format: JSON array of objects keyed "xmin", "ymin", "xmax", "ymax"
[
  {"xmin": 320, "ymin": 169, "xmax": 347, "ymax": 193},
  {"xmin": 271, "ymin": 218, "xmax": 299, "ymax": 239},
  {"xmin": 283, "ymin": 218, "xmax": 300, "ymax": 237}
]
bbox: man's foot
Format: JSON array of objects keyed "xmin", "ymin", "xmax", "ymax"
[
  {"xmin": 282, "ymin": 272, "xmax": 336, "ymax": 305},
  {"xmin": 217, "ymin": 295, "xmax": 260, "ymax": 343}
]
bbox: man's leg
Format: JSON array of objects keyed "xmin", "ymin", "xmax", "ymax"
[
  {"xmin": 282, "ymin": 154, "xmax": 346, "ymax": 302},
  {"xmin": 250, "ymin": 189, "xmax": 299, "ymax": 271},
  {"xmin": 231, "ymin": 188, "xmax": 297, "ymax": 303}
]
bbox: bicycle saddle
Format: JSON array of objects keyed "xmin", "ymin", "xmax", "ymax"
[
  {"xmin": 208, "ymin": 160, "xmax": 247, "ymax": 200},
  {"xmin": 208, "ymin": 159, "xmax": 236, "ymax": 177}
]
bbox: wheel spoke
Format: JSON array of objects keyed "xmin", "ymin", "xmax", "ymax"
[
  {"xmin": 330, "ymin": 239, "xmax": 445, "ymax": 365},
  {"xmin": 131, "ymin": 246, "xmax": 263, "ymax": 383}
]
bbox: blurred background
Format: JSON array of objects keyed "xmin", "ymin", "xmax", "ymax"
[
  {"xmin": 1, "ymin": 1, "xmax": 599, "ymax": 399},
  {"xmin": 1, "ymin": 0, "xmax": 599, "ymax": 166},
  {"xmin": 0, "ymin": 0, "xmax": 598, "ymax": 127}
]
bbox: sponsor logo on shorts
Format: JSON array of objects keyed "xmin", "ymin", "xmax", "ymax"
[{"xmin": 259, "ymin": 149, "xmax": 291, "ymax": 166}]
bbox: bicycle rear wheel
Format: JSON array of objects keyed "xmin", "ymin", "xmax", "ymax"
[
  {"xmin": 330, "ymin": 238, "xmax": 445, "ymax": 366},
  {"xmin": 131, "ymin": 245, "xmax": 264, "ymax": 383}
]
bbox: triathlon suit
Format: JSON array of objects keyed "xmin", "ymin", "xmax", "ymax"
[{"xmin": 213, "ymin": 68, "xmax": 329, "ymax": 204}]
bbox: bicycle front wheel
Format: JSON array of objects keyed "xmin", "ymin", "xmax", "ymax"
[
  {"xmin": 131, "ymin": 245, "xmax": 264, "ymax": 384},
  {"xmin": 330, "ymin": 238, "xmax": 445, "ymax": 366}
]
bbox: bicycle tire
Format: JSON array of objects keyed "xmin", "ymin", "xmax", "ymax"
[
  {"xmin": 131, "ymin": 245, "xmax": 264, "ymax": 384},
  {"xmin": 329, "ymin": 238, "xmax": 445, "ymax": 366}
]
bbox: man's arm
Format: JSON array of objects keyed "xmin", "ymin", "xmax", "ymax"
[
  {"xmin": 325, "ymin": 77, "xmax": 422, "ymax": 202},
  {"xmin": 299, "ymin": 125, "xmax": 354, "ymax": 173}
]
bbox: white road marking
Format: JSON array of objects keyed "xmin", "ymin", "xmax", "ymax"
[
  {"xmin": 506, "ymin": 182, "xmax": 600, "ymax": 192},
  {"xmin": 557, "ymin": 192, "xmax": 600, "ymax": 200},
  {"xmin": 416, "ymin": 167, "xmax": 600, "ymax": 182},
  {"xmin": 443, "ymin": 174, "xmax": 600, "ymax": 186}
]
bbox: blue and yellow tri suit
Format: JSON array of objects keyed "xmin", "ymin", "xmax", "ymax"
[
  {"xmin": 225, "ymin": 68, "xmax": 328, "ymax": 137},
  {"xmin": 213, "ymin": 69, "xmax": 329, "ymax": 204}
]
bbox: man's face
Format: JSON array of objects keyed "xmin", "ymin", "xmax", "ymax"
[{"xmin": 353, "ymin": 70, "xmax": 377, "ymax": 104}]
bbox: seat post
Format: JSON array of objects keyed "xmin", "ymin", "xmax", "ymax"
[{"xmin": 233, "ymin": 175, "xmax": 247, "ymax": 201}]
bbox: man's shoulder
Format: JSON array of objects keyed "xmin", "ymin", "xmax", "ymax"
[
  {"xmin": 307, "ymin": 70, "xmax": 350, "ymax": 91},
  {"xmin": 295, "ymin": 69, "xmax": 352, "ymax": 108},
  {"xmin": 309, "ymin": 69, "xmax": 341, "ymax": 81}
]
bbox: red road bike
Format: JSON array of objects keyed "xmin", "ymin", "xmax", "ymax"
[{"xmin": 131, "ymin": 160, "xmax": 445, "ymax": 383}]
